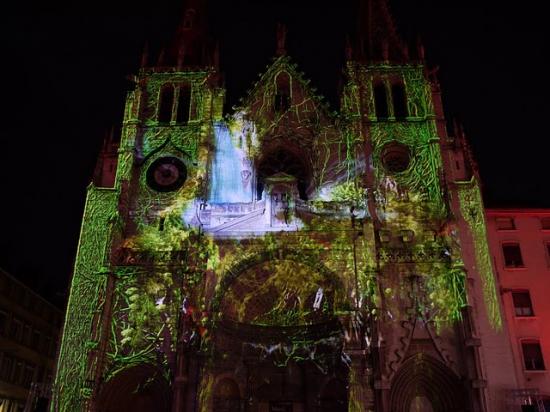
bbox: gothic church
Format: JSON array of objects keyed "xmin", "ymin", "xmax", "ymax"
[{"xmin": 52, "ymin": 1, "xmax": 517, "ymax": 411}]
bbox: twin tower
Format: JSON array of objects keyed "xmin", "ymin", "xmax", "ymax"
[{"xmin": 52, "ymin": 1, "xmax": 517, "ymax": 411}]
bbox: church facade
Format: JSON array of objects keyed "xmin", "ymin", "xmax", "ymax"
[{"xmin": 52, "ymin": 1, "xmax": 518, "ymax": 411}]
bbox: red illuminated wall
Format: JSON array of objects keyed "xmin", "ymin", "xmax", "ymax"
[{"xmin": 486, "ymin": 209, "xmax": 550, "ymax": 407}]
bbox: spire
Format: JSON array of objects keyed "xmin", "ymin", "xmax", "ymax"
[
  {"xmin": 356, "ymin": 0, "xmax": 408, "ymax": 63},
  {"xmin": 152, "ymin": 0, "xmax": 212, "ymax": 69},
  {"xmin": 276, "ymin": 23, "xmax": 287, "ymax": 56},
  {"xmin": 416, "ymin": 35, "xmax": 426, "ymax": 61},
  {"xmin": 345, "ymin": 35, "xmax": 353, "ymax": 61},
  {"xmin": 140, "ymin": 42, "xmax": 149, "ymax": 68}
]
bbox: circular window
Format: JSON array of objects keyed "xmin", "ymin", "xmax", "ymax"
[
  {"xmin": 380, "ymin": 142, "xmax": 411, "ymax": 173},
  {"xmin": 146, "ymin": 157, "xmax": 187, "ymax": 192}
]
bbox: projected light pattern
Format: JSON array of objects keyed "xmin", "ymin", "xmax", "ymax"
[
  {"xmin": 52, "ymin": 46, "xmax": 501, "ymax": 411},
  {"xmin": 208, "ymin": 122, "xmax": 253, "ymax": 203}
]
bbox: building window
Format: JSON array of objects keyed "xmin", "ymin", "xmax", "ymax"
[
  {"xmin": 274, "ymin": 86, "xmax": 290, "ymax": 112},
  {"xmin": 496, "ymin": 217, "xmax": 516, "ymax": 230},
  {"xmin": 274, "ymin": 72, "xmax": 291, "ymax": 113},
  {"xmin": 522, "ymin": 341, "xmax": 545, "ymax": 371},
  {"xmin": 23, "ymin": 364, "xmax": 35, "ymax": 388},
  {"xmin": 43, "ymin": 336, "xmax": 53, "ymax": 356},
  {"xmin": 176, "ymin": 85, "xmax": 191, "ymax": 124},
  {"xmin": 0, "ymin": 355, "xmax": 13, "ymax": 382},
  {"xmin": 31, "ymin": 329, "xmax": 41, "ymax": 351},
  {"xmin": 503, "ymin": 243, "xmax": 524, "ymax": 268},
  {"xmin": 0, "ymin": 311, "xmax": 7, "ymax": 336},
  {"xmin": 541, "ymin": 217, "xmax": 550, "ymax": 230},
  {"xmin": 183, "ymin": 10, "xmax": 195, "ymax": 29},
  {"xmin": 512, "ymin": 291, "xmax": 534, "ymax": 317},
  {"xmin": 10, "ymin": 318, "xmax": 22, "ymax": 342},
  {"xmin": 374, "ymin": 83, "xmax": 388, "ymax": 119},
  {"xmin": 274, "ymin": 90, "xmax": 290, "ymax": 112},
  {"xmin": 391, "ymin": 83, "xmax": 407, "ymax": 119},
  {"xmin": 23, "ymin": 324, "xmax": 32, "ymax": 346},
  {"xmin": 158, "ymin": 85, "xmax": 174, "ymax": 123},
  {"xmin": 13, "ymin": 358, "xmax": 24, "ymax": 385}
]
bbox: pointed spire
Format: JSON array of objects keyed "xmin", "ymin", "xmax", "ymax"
[
  {"xmin": 213, "ymin": 40, "xmax": 220, "ymax": 69},
  {"xmin": 345, "ymin": 35, "xmax": 353, "ymax": 61},
  {"xmin": 416, "ymin": 35, "xmax": 426, "ymax": 61},
  {"xmin": 276, "ymin": 23, "xmax": 287, "ymax": 56},
  {"xmin": 356, "ymin": 0, "xmax": 408, "ymax": 63},
  {"xmin": 155, "ymin": 0, "xmax": 210, "ymax": 68},
  {"xmin": 177, "ymin": 44, "xmax": 186, "ymax": 69},
  {"xmin": 140, "ymin": 42, "xmax": 149, "ymax": 68},
  {"xmin": 157, "ymin": 47, "xmax": 166, "ymax": 67}
]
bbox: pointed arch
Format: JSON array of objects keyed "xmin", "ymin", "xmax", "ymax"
[
  {"xmin": 274, "ymin": 70, "xmax": 292, "ymax": 112},
  {"xmin": 389, "ymin": 354, "xmax": 466, "ymax": 412},
  {"xmin": 213, "ymin": 377, "xmax": 241, "ymax": 412},
  {"xmin": 211, "ymin": 249, "xmax": 343, "ymax": 318}
]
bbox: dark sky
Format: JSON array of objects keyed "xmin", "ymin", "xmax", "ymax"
[{"xmin": 1, "ymin": 0, "xmax": 548, "ymax": 306}]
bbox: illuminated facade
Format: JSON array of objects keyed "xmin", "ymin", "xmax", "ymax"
[{"xmin": 52, "ymin": 1, "xmax": 518, "ymax": 411}]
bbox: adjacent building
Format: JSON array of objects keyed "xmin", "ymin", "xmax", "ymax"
[
  {"xmin": 0, "ymin": 268, "xmax": 63, "ymax": 412},
  {"xmin": 486, "ymin": 209, "xmax": 550, "ymax": 411}
]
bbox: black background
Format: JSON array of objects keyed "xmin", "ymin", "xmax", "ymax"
[{"xmin": 1, "ymin": 0, "xmax": 548, "ymax": 305}]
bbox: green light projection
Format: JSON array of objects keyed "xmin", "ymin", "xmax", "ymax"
[
  {"xmin": 458, "ymin": 178, "xmax": 502, "ymax": 329},
  {"xmin": 52, "ymin": 187, "xmax": 118, "ymax": 411},
  {"xmin": 53, "ymin": 55, "xmax": 489, "ymax": 411}
]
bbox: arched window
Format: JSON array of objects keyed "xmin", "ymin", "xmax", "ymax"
[
  {"xmin": 158, "ymin": 85, "xmax": 174, "ymax": 123},
  {"xmin": 374, "ymin": 82, "xmax": 388, "ymax": 119},
  {"xmin": 274, "ymin": 72, "xmax": 291, "ymax": 113},
  {"xmin": 257, "ymin": 148, "xmax": 309, "ymax": 200},
  {"xmin": 183, "ymin": 10, "xmax": 195, "ymax": 30},
  {"xmin": 176, "ymin": 85, "xmax": 191, "ymax": 124},
  {"xmin": 392, "ymin": 82, "xmax": 408, "ymax": 119}
]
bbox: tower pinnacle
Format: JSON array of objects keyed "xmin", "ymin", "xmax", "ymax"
[
  {"xmin": 152, "ymin": 0, "xmax": 212, "ymax": 68},
  {"xmin": 356, "ymin": 0, "xmax": 408, "ymax": 62}
]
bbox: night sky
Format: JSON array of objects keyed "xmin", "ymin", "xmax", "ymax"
[{"xmin": 1, "ymin": 0, "xmax": 548, "ymax": 306}]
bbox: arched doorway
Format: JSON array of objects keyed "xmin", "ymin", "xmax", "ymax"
[
  {"xmin": 410, "ymin": 396, "xmax": 434, "ymax": 412},
  {"xmin": 211, "ymin": 256, "xmax": 348, "ymax": 411},
  {"xmin": 389, "ymin": 354, "xmax": 466, "ymax": 412},
  {"xmin": 213, "ymin": 378, "xmax": 241, "ymax": 412},
  {"xmin": 319, "ymin": 378, "xmax": 348, "ymax": 412},
  {"xmin": 96, "ymin": 364, "xmax": 171, "ymax": 412}
]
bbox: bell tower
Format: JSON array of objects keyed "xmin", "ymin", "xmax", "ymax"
[
  {"xmin": 52, "ymin": 0, "xmax": 224, "ymax": 409},
  {"xmin": 340, "ymin": 0, "xmax": 517, "ymax": 410}
]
